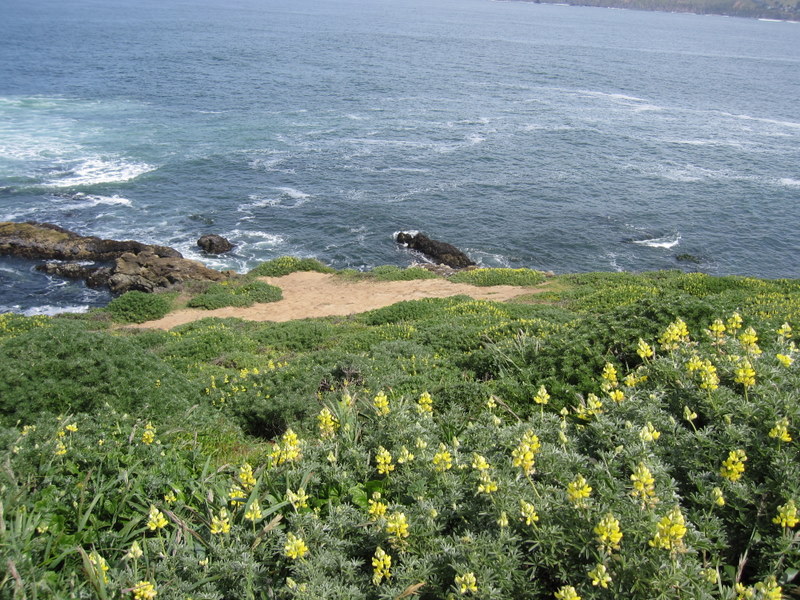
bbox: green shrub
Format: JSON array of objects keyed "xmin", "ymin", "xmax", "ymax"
[
  {"xmin": 248, "ymin": 256, "xmax": 335, "ymax": 277},
  {"xmin": 106, "ymin": 290, "xmax": 174, "ymax": 323},
  {"xmin": 449, "ymin": 267, "xmax": 547, "ymax": 287},
  {"xmin": 187, "ymin": 280, "xmax": 282, "ymax": 309},
  {"xmin": 370, "ymin": 265, "xmax": 439, "ymax": 281}
]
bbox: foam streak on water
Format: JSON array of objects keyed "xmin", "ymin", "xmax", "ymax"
[{"xmin": 1, "ymin": 0, "xmax": 799, "ymax": 313}]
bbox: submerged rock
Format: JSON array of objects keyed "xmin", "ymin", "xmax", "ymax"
[
  {"xmin": 197, "ymin": 234, "xmax": 234, "ymax": 254},
  {"xmin": 3, "ymin": 221, "xmax": 230, "ymax": 294},
  {"xmin": 396, "ymin": 232, "xmax": 476, "ymax": 269}
]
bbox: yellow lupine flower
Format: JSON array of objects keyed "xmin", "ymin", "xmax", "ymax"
[
  {"xmin": 773, "ymin": 499, "xmax": 798, "ymax": 528},
  {"xmin": 777, "ymin": 322, "xmax": 793, "ymax": 340},
  {"xmin": 659, "ymin": 318, "xmax": 690, "ymax": 350},
  {"xmin": 776, "ymin": 353, "xmax": 793, "ymax": 367},
  {"xmin": 371, "ymin": 547, "xmax": 392, "ymax": 585},
  {"xmin": 397, "ymin": 445, "xmax": 415, "ymax": 463},
  {"xmin": 554, "ymin": 585, "xmax": 581, "ymax": 600},
  {"xmin": 754, "ymin": 576, "xmax": 782, "ymax": 600},
  {"xmin": 88, "ymin": 551, "xmax": 110, "ymax": 584},
  {"xmin": 432, "ymin": 444, "xmax": 453, "ymax": 472},
  {"xmin": 284, "ymin": 532, "xmax": 308, "ymax": 559},
  {"xmin": 735, "ymin": 583, "xmax": 754, "ymax": 599},
  {"xmin": 471, "ymin": 453, "xmax": 490, "ymax": 472},
  {"xmin": 720, "ymin": 449, "xmax": 747, "ymax": 482},
  {"xmin": 287, "ymin": 488, "xmax": 309, "ymax": 510},
  {"xmin": 639, "ymin": 422, "xmax": 660, "ymax": 443},
  {"xmin": 385, "ymin": 511, "xmax": 409, "ymax": 545},
  {"xmin": 686, "ymin": 354, "xmax": 704, "ymax": 372},
  {"xmin": 520, "ymin": 499, "xmax": 539, "ymax": 526},
  {"xmin": 270, "ymin": 428, "xmax": 302, "ymax": 466},
  {"xmin": 368, "ymin": 494, "xmax": 388, "ymax": 521},
  {"xmin": 594, "ymin": 513, "xmax": 623, "ymax": 552},
  {"xmin": 124, "ymin": 541, "xmax": 143, "ymax": 560},
  {"xmin": 768, "ymin": 417, "xmax": 792, "ymax": 442},
  {"xmin": 707, "ymin": 319, "xmax": 726, "ymax": 345},
  {"xmin": 54, "ymin": 440, "xmax": 67, "ymax": 456},
  {"xmin": 631, "ymin": 462, "xmax": 658, "ymax": 507},
  {"xmin": 726, "ymin": 312, "xmax": 743, "ymax": 333},
  {"xmin": 601, "ymin": 362, "xmax": 618, "ymax": 389},
  {"xmin": 608, "ymin": 389, "xmax": 625, "ymax": 403},
  {"xmin": 455, "ymin": 572, "xmax": 478, "ymax": 595},
  {"xmin": 317, "ymin": 406, "xmax": 339, "ymax": 438},
  {"xmin": 244, "ymin": 498, "xmax": 263, "ymax": 522},
  {"xmin": 239, "ymin": 463, "xmax": 256, "ymax": 489},
  {"xmin": 228, "ymin": 483, "xmax": 246, "ymax": 507},
  {"xmin": 512, "ymin": 430, "xmax": 541, "ymax": 476},
  {"xmin": 210, "ymin": 508, "xmax": 231, "ymax": 534},
  {"xmin": 712, "ymin": 487, "xmax": 725, "ymax": 507},
  {"xmin": 416, "ymin": 391, "xmax": 433, "ymax": 415},
  {"xmin": 141, "ymin": 422, "xmax": 156, "ymax": 445},
  {"xmin": 131, "ymin": 580, "xmax": 157, "ymax": 600},
  {"xmin": 738, "ymin": 326, "xmax": 762, "ymax": 355},
  {"xmin": 497, "ymin": 511, "xmax": 509, "ymax": 528},
  {"xmin": 566, "ymin": 474, "xmax": 592, "ymax": 507},
  {"xmin": 683, "ymin": 405, "xmax": 698, "ymax": 423},
  {"xmin": 637, "ymin": 338, "xmax": 653, "ymax": 360},
  {"xmin": 373, "ymin": 391, "xmax": 390, "ymax": 416},
  {"xmin": 375, "ymin": 446, "xmax": 395, "ymax": 475},
  {"xmin": 147, "ymin": 505, "xmax": 168, "ymax": 530},
  {"xmin": 534, "ymin": 385, "xmax": 550, "ymax": 405},
  {"xmin": 588, "ymin": 563, "xmax": 611, "ymax": 588},
  {"xmin": 649, "ymin": 505, "xmax": 687, "ymax": 552},
  {"xmin": 65, "ymin": 423, "xmax": 78, "ymax": 433},
  {"xmin": 699, "ymin": 359, "xmax": 719, "ymax": 390}
]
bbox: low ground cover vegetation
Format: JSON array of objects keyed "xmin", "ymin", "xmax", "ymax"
[{"xmin": 1, "ymin": 270, "xmax": 799, "ymax": 599}]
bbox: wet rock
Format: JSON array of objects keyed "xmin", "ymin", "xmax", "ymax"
[
  {"xmin": 108, "ymin": 249, "xmax": 228, "ymax": 293},
  {"xmin": 197, "ymin": 234, "xmax": 234, "ymax": 254},
  {"xmin": 396, "ymin": 232, "xmax": 476, "ymax": 269}
]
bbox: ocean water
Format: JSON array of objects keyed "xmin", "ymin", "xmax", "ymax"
[{"xmin": 1, "ymin": 0, "xmax": 799, "ymax": 314}]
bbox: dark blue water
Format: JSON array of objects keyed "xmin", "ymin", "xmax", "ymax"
[{"xmin": 2, "ymin": 0, "xmax": 799, "ymax": 314}]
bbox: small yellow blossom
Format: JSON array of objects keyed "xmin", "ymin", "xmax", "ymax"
[
  {"xmin": 54, "ymin": 440, "xmax": 67, "ymax": 456},
  {"xmin": 486, "ymin": 397, "xmax": 497, "ymax": 409},
  {"xmin": 371, "ymin": 547, "xmax": 392, "ymax": 585},
  {"xmin": 368, "ymin": 494, "xmax": 388, "ymax": 521},
  {"xmin": 707, "ymin": 319, "xmax": 726, "ymax": 345},
  {"xmin": 712, "ymin": 487, "xmax": 725, "ymax": 507},
  {"xmin": 317, "ymin": 406, "xmax": 339, "ymax": 438},
  {"xmin": 768, "ymin": 417, "xmax": 792, "ymax": 442},
  {"xmin": 497, "ymin": 511, "xmax": 509, "ymax": 527},
  {"xmin": 141, "ymin": 422, "xmax": 156, "ymax": 445},
  {"xmin": 735, "ymin": 583, "xmax": 754, "ymax": 599},
  {"xmin": 455, "ymin": 572, "xmax": 478, "ymax": 595},
  {"xmin": 702, "ymin": 568, "xmax": 719, "ymax": 584},
  {"xmin": 726, "ymin": 312, "xmax": 743, "ymax": 333},
  {"xmin": 415, "ymin": 437, "xmax": 428, "ymax": 449},
  {"xmin": 239, "ymin": 463, "xmax": 256, "ymax": 489},
  {"xmin": 88, "ymin": 551, "xmax": 110, "ymax": 584},
  {"xmin": 631, "ymin": 462, "xmax": 658, "ymax": 507},
  {"xmin": 228, "ymin": 483, "xmax": 246, "ymax": 507},
  {"xmin": 210, "ymin": 508, "xmax": 231, "ymax": 534},
  {"xmin": 284, "ymin": 532, "xmax": 308, "ymax": 559},
  {"xmin": 649, "ymin": 505, "xmax": 687, "ymax": 552},
  {"xmin": 738, "ymin": 327, "xmax": 762, "ymax": 355},
  {"xmin": 416, "ymin": 391, "xmax": 433, "ymax": 415},
  {"xmin": 686, "ymin": 354, "xmax": 704, "ymax": 372},
  {"xmin": 520, "ymin": 499, "xmax": 539, "ymax": 526},
  {"xmin": 566, "ymin": 474, "xmax": 592, "ymax": 507},
  {"xmin": 720, "ymin": 449, "xmax": 747, "ymax": 482},
  {"xmin": 777, "ymin": 322, "xmax": 793, "ymax": 340},
  {"xmin": 601, "ymin": 362, "xmax": 618, "ymax": 389},
  {"xmin": 397, "ymin": 445, "xmax": 415, "ymax": 463},
  {"xmin": 699, "ymin": 360, "xmax": 719, "ymax": 390},
  {"xmin": 244, "ymin": 498, "xmax": 263, "ymax": 522},
  {"xmin": 512, "ymin": 430, "xmax": 541, "ymax": 476},
  {"xmin": 287, "ymin": 488, "xmax": 310, "ymax": 510},
  {"xmin": 608, "ymin": 389, "xmax": 625, "ymax": 403},
  {"xmin": 432, "ymin": 444, "xmax": 453, "ymax": 472},
  {"xmin": 534, "ymin": 385, "xmax": 550, "ymax": 405},
  {"xmin": 773, "ymin": 499, "xmax": 798, "ymax": 528},
  {"xmin": 270, "ymin": 428, "xmax": 302, "ymax": 466},
  {"xmin": 373, "ymin": 391, "xmax": 390, "ymax": 416},
  {"xmin": 131, "ymin": 580, "xmax": 157, "ymax": 600},
  {"xmin": 21, "ymin": 424, "xmax": 36, "ymax": 436},
  {"xmin": 386, "ymin": 511, "xmax": 409, "ymax": 545},
  {"xmin": 659, "ymin": 318, "xmax": 690, "ymax": 350},
  {"xmin": 554, "ymin": 585, "xmax": 581, "ymax": 600},
  {"xmin": 375, "ymin": 446, "xmax": 395, "ymax": 475},
  {"xmin": 147, "ymin": 505, "xmax": 168, "ymax": 531},
  {"xmin": 124, "ymin": 541, "xmax": 143, "ymax": 560},
  {"xmin": 588, "ymin": 563, "xmax": 611, "ymax": 588},
  {"xmin": 637, "ymin": 338, "xmax": 654, "ymax": 360},
  {"xmin": 65, "ymin": 423, "xmax": 78, "ymax": 433},
  {"xmin": 163, "ymin": 491, "xmax": 177, "ymax": 504},
  {"xmin": 594, "ymin": 513, "xmax": 623, "ymax": 552},
  {"xmin": 639, "ymin": 422, "xmax": 661, "ymax": 443},
  {"xmin": 776, "ymin": 353, "xmax": 794, "ymax": 367},
  {"xmin": 683, "ymin": 405, "xmax": 698, "ymax": 423},
  {"xmin": 754, "ymin": 576, "xmax": 782, "ymax": 600}
]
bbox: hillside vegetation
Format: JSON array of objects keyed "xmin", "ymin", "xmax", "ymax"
[{"xmin": 1, "ymin": 266, "xmax": 799, "ymax": 599}]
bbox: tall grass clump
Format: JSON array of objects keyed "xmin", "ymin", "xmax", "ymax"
[
  {"xmin": 450, "ymin": 267, "xmax": 548, "ymax": 287},
  {"xmin": 187, "ymin": 279, "xmax": 282, "ymax": 310},
  {"xmin": 248, "ymin": 256, "xmax": 335, "ymax": 277},
  {"xmin": 106, "ymin": 290, "xmax": 174, "ymax": 323}
]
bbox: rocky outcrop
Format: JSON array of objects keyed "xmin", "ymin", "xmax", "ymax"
[
  {"xmin": 197, "ymin": 234, "xmax": 233, "ymax": 254},
  {"xmin": 4, "ymin": 221, "xmax": 231, "ymax": 294},
  {"xmin": 396, "ymin": 232, "xmax": 476, "ymax": 269}
]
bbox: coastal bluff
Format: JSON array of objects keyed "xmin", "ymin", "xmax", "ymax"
[{"xmin": 0, "ymin": 221, "xmax": 230, "ymax": 294}]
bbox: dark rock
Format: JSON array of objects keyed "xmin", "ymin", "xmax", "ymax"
[
  {"xmin": 396, "ymin": 232, "xmax": 476, "ymax": 269},
  {"xmin": 2, "ymin": 221, "xmax": 231, "ymax": 294},
  {"xmin": 197, "ymin": 234, "xmax": 234, "ymax": 254}
]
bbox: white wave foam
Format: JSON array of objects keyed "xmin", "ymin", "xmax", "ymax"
[
  {"xmin": 723, "ymin": 112, "xmax": 800, "ymax": 130},
  {"xmin": 54, "ymin": 193, "xmax": 133, "ymax": 210},
  {"xmin": 46, "ymin": 158, "xmax": 155, "ymax": 187},
  {"xmin": 19, "ymin": 304, "xmax": 90, "ymax": 316},
  {"xmin": 778, "ymin": 177, "xmax": 800, "ymax": 187},
  {"xmin": 632, "ymin": 234, "xmax": 681, "ymax": 249},
  {"xmin": 466, "ymin": 134, "xmax": 486, "ymax": 145},
  {"xmin": 275, "ymin": 187, "xmax": 310, "ymax": 200}
]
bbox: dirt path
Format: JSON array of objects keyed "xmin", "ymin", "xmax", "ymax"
[{"xmin": 134, "ymin": 271, "xmax": 545, "ymax": 330}]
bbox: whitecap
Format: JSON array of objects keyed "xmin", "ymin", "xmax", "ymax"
[
  {"xmin": 275, "ymin": 187, "xmax": 311, "ymax": 200},
  {"xmin": 632, "ymin": 234, "xmax": 682, "ymax": 249},
  {"xmin": 19, "ymin": 304, "xmax": 90, "ymax": 316},
  {"xmin": 46, "ymin": 158, "xmax": 156, "ymax": 187},
  {"xmin": 54, "ymin": 193, "xmax": 133, "ymax": 210},
  {"xmin": 778, "ymin": 177, "xmax": 800, "ymax": 187}
]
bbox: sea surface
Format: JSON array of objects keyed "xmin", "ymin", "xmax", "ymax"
[{"xmin": 1, "ymin": 0, "xmax": 799, "ymax": 314}]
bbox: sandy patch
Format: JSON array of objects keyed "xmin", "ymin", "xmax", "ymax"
[{"xmin": 134, "ymin": 271, "xmax": 546, "ymax": 330}]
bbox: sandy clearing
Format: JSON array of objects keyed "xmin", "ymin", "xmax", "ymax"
[{"xmin": 133, "ymin": 271, "xmax": 546, "ymax": 330}]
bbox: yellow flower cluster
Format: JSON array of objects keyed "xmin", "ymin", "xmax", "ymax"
[
  {"xmin": 270, "ymin": 428, "xmax": 302, "ymax": 466},
  {"xmin": 244, "ymin": 498, "xmax": 262, "ymax": 522},
  {"xmin": 649, "ymin": 506, "xmax": 687, "ymax": 553},
  {"xmin": 228, "ymin": 483, "xmax": 246, "ymax": 507},
  {"xmin": 773, "ymin": 499, "xmax": 798, "ymax": 528},
  {"xmin": 239, "ymin": 463, "xmax": 256, "ymax": 490},
  {"xmin": 554, "ymin": 585, "xmax": 581, "ymax": 600},
  {"xmin": 210, "ymin": 507, "xmax": 231, "ymax": 534},
  {"xmin": 706, "ymin": 318, "xmax": 726, "ymax": 345},
  {"xmin": 125, "ymin": 541, "xmax": 143, "ymax": 560},
  {"xmin": 287, "ymin": 488, "xmax": 309, "ymax": 510},
  {"xmin": 754, "ymin": 576, "xmax": 782, "ymax": 600},
  {"xmin": 720, "ymin": 449, "xmax": 747, "ymax": 482},
  {"xmin": 566, "ymin": 474, "xmax": 592, "ymax": 507},
  {"xmin": 637, "ymin": 338, "xmax": 654, "ymax": 360},
  {"xmin": 639, "ymin": 422, "xmax": 661, "ymax": 443},
  {"xmin": 472, "ymin": 453, "xmax": 498, "ymax": 495},
  {"xmin": 141, "ymin": 422, "xmax": 156, "ymax": 445},
  {"xmin": 455, "ymin": 572, "xmax": 478, "ymax": 595},
  {"xmin": 375, "ymin": 446, "xmax": 395, "ymax": 475},
  {"xmin": 777, "ymin": 322, "xmax": 793, "ymax": 341},
  {"xmin": 371, "ymin": 547, "xmax": 392, "ymax": 585},
  {"xmin": 739, "ymin": 326, "xmax": 762, "ymax": 355},
  {"xmin": 132, "ymin": 580, "xmax": 157, "ymax": 600},
  {"xmin": 601, "ymin": 362, "xmax": 618, "ymax": 390},
  {"xmin": 631, "ymin": 462, "xmax": 658, "ymax": 508},
  {"xmin": 147, "ymin": 505, "xmax": 168, "ymax": 531},
  {"xmin": 368, "ymin": 493, "xmax": 388, "ymax": 521},
  {"xmin": 373, "ymin": 391, "xmax": 390, "ymax": 416},
  {"xmin": 511, "ymin": 430, "xmax": 541, "ymax": 476},
  {"xmin": 712, "ymin": 487, "xmax": 725, "ymax": 507},
  {"xmin": 727, "ymin": 312, "xmax": 743, "ymax": 333},
  {"xmin": 416, "ymin": 391, "xmax": 433, "ymax": 415},
  {"xmin": 734, "ymin": 360, "xmax": 756, "ymax": 388},
  {"xmin": 594, "ymin": 513, "xmax": 623, "ymax": 553},
  {"xmin": 317, "ymin": 407, "xmax": 339, "ymax": 438},
  {"xmin": 768, "ymin": 417, "xmax": 792, "ymax": 442},
  {"xmin": 284, "ymin": 532, "xmax": 308, "ymax": 559},
  {"xmin": 520, "ymin": 499, "xmax": 539, "ymax": 526},
  {"xmin": 534, "ymin": 385, "xmax": 550, "ymax": 405},
  {"xmin": 385, "ymin": 511, "xmax": 409, "ymax": 546},
  {"xmin": 588, "ymin": 563, "xmax": 611, "ymax": 588},
  {"xmin": 397, "ymin": 445, "xmax": 415, "ymax": 463},
  {"xmin": 575, "ymin": 393, "xmax": 603, "ymax": 421},
  {"xmin": 698, "ymin": 359, "xmax": 719, "ymax": 391},
  {"xmin": 432, "ymin": 444, "xmax": 453, "ymax": 472},
  {"xmin": 88, "ymin": 551, "xmax": 110, "ymax": 584},
  {"xmin": 776, "ymin": 353, "xmax": 794, "ymax": 367},
  {"xmin": 659, "ymin": 318, "xmax": 690, "ymax": 350}
]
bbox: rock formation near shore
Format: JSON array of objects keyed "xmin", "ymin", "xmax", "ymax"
[
  {"xmin": 395, "ymin": 232, "xmax": 476, "ymax": 269},
  {"xmin": 1, "ymin": 221, "xmax": 230, "ymax": 294},
  {"xmin": 197, "ymin": 234, "xmax": 234, "ymax": 254}
]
